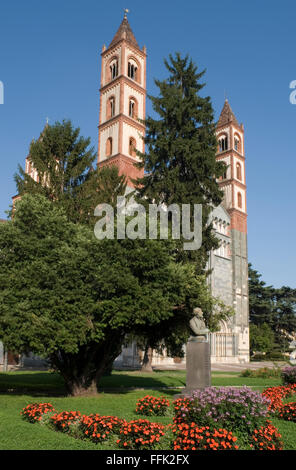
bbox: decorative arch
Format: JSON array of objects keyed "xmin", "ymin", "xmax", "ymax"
[{"xmin": 218, "ymin": 320, "xmax": 231, "ymax": 334}]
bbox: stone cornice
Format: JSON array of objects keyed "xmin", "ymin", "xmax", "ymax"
[
  {"xmin": 99, "ymin": 114, "xmax": 145, "ymax": 132},
  {"xmin": 100, "ymin": 75, "xmax": 146, "ymax": 95}
]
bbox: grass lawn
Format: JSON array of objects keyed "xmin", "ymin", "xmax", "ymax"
[
  {"xmin": 0, "ymin": 369, "xmax": 283, "ymax": 394},
  {"xmin": 0, "ymin": 370, "xmax": 295, "ymax": 450}
]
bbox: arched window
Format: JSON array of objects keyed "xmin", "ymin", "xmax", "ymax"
[
  {"xmin": 218, "ymin": 135, "xmax": 228, "ymax": 152},
  {"xmin": 128, "ymin": 61, "xmax": 138, "ymax": 80},
  {"xmin": 237, "ymin": 192, "xmax": 242, "ymax": 209},
  {"xmin": 106, "ymin": 137, "xmax": 113, "ymax": 157},
  {"xmin": 129, "ymin": 137, "xmax": 137, "ymax": 157},
  {"xmin": 234, "ymin": 135, "xmax": 241, "ymax": 152},
  {"xmin": 109, "ymin": 59, "xmax": 118, "ymax": 81},
  {"xmin": 236, "ymin": 162, "xmax": 242, "ymax": 181},
  {"xmin": 107, "ymin": 96, "xmax": 115, "ymax": 119},
  {"xmin": 129, "ymin": 98, "xmax": 138, "ymax": 119}
]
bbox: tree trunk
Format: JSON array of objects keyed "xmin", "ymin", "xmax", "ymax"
[
  {"xmin": 50, "ymin": 336, "xmax": 124, "ymax": 396},
  {"xmin": 141, "ymin": 345, "xmax": 153, "ymax": 372}
]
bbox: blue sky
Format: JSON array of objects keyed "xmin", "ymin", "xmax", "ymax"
[{"xmin": 0, "ymin": 0, "xmax": 295, "ymax": 288}]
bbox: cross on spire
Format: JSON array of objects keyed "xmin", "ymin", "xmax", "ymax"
[{"xmin": 124, "ymin": 8, "xmax": 129, "ymax": 19}]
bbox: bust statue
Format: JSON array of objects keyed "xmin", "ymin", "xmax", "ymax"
[{"xmin": 189, "ymin": 307, "xmax": 209, "ymax": 341}]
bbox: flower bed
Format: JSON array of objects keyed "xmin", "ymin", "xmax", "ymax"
[
  {"xmin": 172, "ymin": 423, "xmax": 239, "ymax": 450},
  {"xmin": 136, "ymin": 395, "xmax": 170, "ymax": 416},
  {"xmin": 116, "ymin": 419, "xmax": 166, "ymax": 449},
  {"xmin": 250, "ymin": 421, "xmax": 283, "ymax": 450},
  {"xmin": 262, "ymin": 384, "xmax": 296, "ymax": 411},
  {"xmin": 80, "ymin": 414, "xmax": 126, "ymax": 443},
  {"xmin": 277, "ymin": 402, "xmax": 296, "ymax": 423},
  {"xmin": 173, "ymin": 386, "xmax": 270, "ymax": 434},
  {"xmin": 20, "ymin": 386, "xmax": 289, "ymax": 451},
  {"xmin": 51, "ymin": 411, "xmax": 81, "ymax": 433},
  {"xmin": 21, "ymin": 403, "xmax": 55, "ymax": 423}
]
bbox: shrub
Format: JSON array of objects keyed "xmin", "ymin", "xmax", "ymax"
[
  {"xmin": 250, "ymin": 421, "xmax": 283, "ymax": 450},
  {"xmin": 172, "ymin": 423, "xmax": 239, "ymax": 450},
  {"xmin": 116, "ymin": 419, "xmax": 166, "ymax": 449},
  {"xmin": 281, "ymin": 366, "xmax": 296, "ymax": 385},
  {"xmin": 277, "ymin": 402, "xmax": 296, "ymax": 423},
  {"xmin": 80, "ymin": 414, "xmax": 126, "ymax": 443},
  {"xmin": 173, "ymin": 387, "xmax": 270, "ymax": 434},
  {"xmin": 264, "ymin": 352, "xmax": 287, "ymax": 361},
  {"xmin": 21, "ymin": 403, "xmax": 55, "ymax": 423},
  {"xmin": 241, "ymin": 367, "xmax": 281, "ymax": 379},
  {"xmin": 136, "ymin": 395, "xmax": 170, "ymax": 416},
  {"xmin": 51, "ymin": 411, "xmax": 82, "ymax": 433}
]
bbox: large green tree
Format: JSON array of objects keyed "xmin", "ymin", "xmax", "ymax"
[
  {"xmin": 135, "ymin": 53, "xmax": 227, "ymax": 270},
  {"xmin": 248, "ymin": 264, "xmax": 275, "ymax": 326},
  {"xmin": 14, "ymin": 120, "xmax": 127, "ymax": 224},
  {"xmin": 248, "ymin": 263, "xmax": 296, "ymax": 354},
  {"xmin": 249, "ymin": 323, "xmax": 275, "ymax": 354},
  {"xmin": 0, "ymin": 194, "xmax": 220, "ymax": 395}
]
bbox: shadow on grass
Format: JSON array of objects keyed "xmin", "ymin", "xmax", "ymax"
[{"xmin": 0, "ymin": 370, "xmax": 186, "ymax": 397}]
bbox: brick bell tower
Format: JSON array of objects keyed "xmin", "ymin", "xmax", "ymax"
[
  {"xmin": 97, "ymin": 12, "xmax": 146, "ymax": 187},
  {"xmin": 215, "ymin": 99, "xmax": 249, "ymax": 361}
]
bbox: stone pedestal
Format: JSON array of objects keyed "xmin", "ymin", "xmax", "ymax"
[{"xmin": 176, "ymin": 338, "xmax": 211, "ymax": 397}]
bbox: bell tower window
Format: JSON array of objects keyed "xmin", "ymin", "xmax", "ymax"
[
  {"xmin": 234, "ymin": 136, "xmax": 241, "ymax": 152},
  {"xmin": 129, "ymin": 137, "xmax": 137, "ymax": 157},
  {"xmin": 236, "ymin": 162, "xmax": 242, "ymax": 181},
  {"xmin": 218, "ymin": 136, "xmax": 228, "ymax": 152},
  {"xmin": 128, "ymin": 61, "xmax": 138, "ymax": 81},
  {"xmin": 110, "ymin": 60, "xmax": 118, "ymax": 80},
  {"xmin": 234, "ymin": 135, "xmax": 241, "ymax": 152},
  {"xmin": 107, "ymin": 96, "xmax": 115, "ymax": 119},
  {"xmin": 129, "ymin": 99, "xmax": 135, "ymax": 117},
  {"xmin": 106, "ymin": 137, "xmax": 113, "ymax": 157},
  {"xmin": 237, "ymin": 192, "xmax": 242, "ymax": 209},
  {"xmin": 129, "ymin": 98, "xmax": 138, "ymax": 119}
]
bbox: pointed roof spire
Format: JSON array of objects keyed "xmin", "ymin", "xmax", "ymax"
[
  {"xmin": 109, "ymin": 11, "xmax": 139, "ymax": 49},
  {"xmin": 217, "ymin": 99, "xmax": 240, "ymax": 128}
]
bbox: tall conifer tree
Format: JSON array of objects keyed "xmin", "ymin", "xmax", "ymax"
[
  {"xmin": 135, "ymin": 53, "xmax": 226, "ymax": 270},
  {"xmin": 14, "ymin": 120, "xmax": 127, "ymax": 225}
]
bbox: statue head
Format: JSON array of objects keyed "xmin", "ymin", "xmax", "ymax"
[{"xmin": 193, "ymin": 307, "xmax": 203, "ymax": 318}]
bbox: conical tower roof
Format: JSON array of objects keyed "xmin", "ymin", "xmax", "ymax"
[
  {"xmin": 109, "ymin": 16, "xmax": 139, "ymax": 49},
  {"xmin": 217, "ymin": 99, "xmax": 240, "ymax": 128}
]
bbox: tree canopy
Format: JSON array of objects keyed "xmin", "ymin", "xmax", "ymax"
[
  {"xmin": 248, "ymin": 263, "xmax": 296, "ymax": 354},
  {"xmin": 0, "ymin": 194, "xmax": 229, "ymax": 395}
]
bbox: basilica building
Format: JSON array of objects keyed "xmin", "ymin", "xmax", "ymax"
[{"xmin": 98, "ymin": 14, "xmax": 249, "ymax": 365}]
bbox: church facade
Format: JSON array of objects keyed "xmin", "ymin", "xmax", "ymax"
[{"xmin": 98, "ymin": 15, "xmax": 249, "ymax": 365}]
